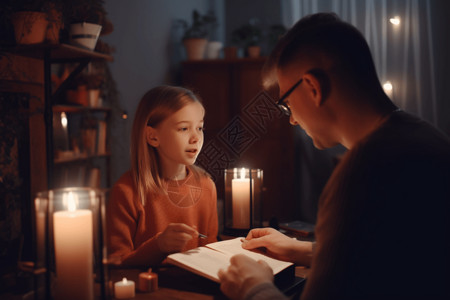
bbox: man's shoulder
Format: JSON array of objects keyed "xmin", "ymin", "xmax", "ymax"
[{"xmin": 364, "ymin": 111, "xmax": 450, "ymax": 159}]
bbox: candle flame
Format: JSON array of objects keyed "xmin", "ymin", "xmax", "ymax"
[
  {"xmin": 122, "ymin": 277, "xmax": 127, "ymax": 284},
  {"xmin": 63, "ymin": 192, "xmax": 78, "ymax": 212},
  {"xmin": 240, "ymin": 168, "xmax": 246, "ymax": 179},
  {"xmin": 61, "ymin": 112, "xmax": 68, "ymax": 128}
]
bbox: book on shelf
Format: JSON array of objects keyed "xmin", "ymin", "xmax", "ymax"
[
  {"xmin": 97, "ymin": 120, "xmax": 107, "ymax": 154},
  {"xmin": 166, "ymin": 237, "xmax": 294, "ymax": 284}
]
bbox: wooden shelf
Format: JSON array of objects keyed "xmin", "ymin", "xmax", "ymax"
[
  {"xmin": 1, "ymin": 43, "xmax": 113, "ymax": 62},
  {"xmin": 54, "ymin": 152, "xmax": 111, "ymax": 165},
  {"xmin": 53, "ymin": 105, "xmax": 111, "ymax": 113}
]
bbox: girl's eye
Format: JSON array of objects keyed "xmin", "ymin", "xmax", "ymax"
[
  {"xmin": 178, "ymin": 127, "xmax": 188, "ymax": 132},
  {"xmin": 198, "ymin": 127, "xmax": 204, "ymax": 131}
]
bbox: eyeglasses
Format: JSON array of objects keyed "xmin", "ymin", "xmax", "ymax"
[{"xmin": 276, "ymin": 78, "xmax": 303, "ymax": 116}]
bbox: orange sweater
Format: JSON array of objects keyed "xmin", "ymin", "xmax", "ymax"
[{"xmin": 106, "ymin": 167, "xmax": 218, "ymax": 266}]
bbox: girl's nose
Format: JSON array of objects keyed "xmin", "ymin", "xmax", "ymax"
[{"xmin": 190, "ymin": 131, "xmax": 201, "ymax": 143}]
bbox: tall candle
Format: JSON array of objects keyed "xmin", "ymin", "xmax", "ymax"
[
  {"xmin": 36, "ymin": 203, "xmax": 46, "ymax": 267},
  {"xmin": 232, "ymin": 168, "xmax": 253, "ymax": 229},
  {"xmin": 53, "ymin": 192, "xmax": 94, "ymax": 300}
]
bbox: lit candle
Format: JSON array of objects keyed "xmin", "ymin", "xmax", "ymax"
[
  {"xmin": 115, "ymin": 277, "xmax": 135, "ymax": 299},
  {"xmin": 35, "ymin": 198, "xmax": 46, "ymax": 267},
  {"xmin": 232, "ymin": 168, "xmax": 253, "ymax": 229},
  {"xmin": 138, "ymin": 268, "xmax": 158, "ymax": 292},
  {"xmin": 53, "ymin": 192, "xmax": 94, "ymax": 300}
]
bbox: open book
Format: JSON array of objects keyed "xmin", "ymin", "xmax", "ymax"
[{"xmin": 166, "ymin": 237, "xmax": 294, "ymax": 283}]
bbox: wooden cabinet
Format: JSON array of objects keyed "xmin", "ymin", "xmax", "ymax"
[{"xmin": 182, "ymin": 58, "xmax": 297, "ymax": 223}]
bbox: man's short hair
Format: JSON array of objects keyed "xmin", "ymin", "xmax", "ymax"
[{"xmin": 263, "ymin": 13, "xmax": 381, "ymax": 94}]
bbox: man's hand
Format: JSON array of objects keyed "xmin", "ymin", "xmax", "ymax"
[
  {"xmin": 218, "ymin": 254, "xmax": 274, "ymax": 300},
  {"xmin": 242, "ymin": 227, "xmax": 313, "ymax": 266},
  {"xmin": 156, "ymin": 223, "xmax": 197, "ymax": 253}
]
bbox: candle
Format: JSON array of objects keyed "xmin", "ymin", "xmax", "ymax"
[
  {"xmin": 232, "ymin": 168, "xmax": 253, "ymax": 229},
  {"xmin": 53, "ymin": 192, "xmax": 94, "ymax": 300},
  {"xmin": 35, "ymin": 198, "xmax": 46, "ymax": 268},
  {"xmin": 115, "ymin": 277, "xmax": 135, "ymax": 299},
  {"xmin": 138, "ymin": 268, "xmax": 158, "ymax": 292}
]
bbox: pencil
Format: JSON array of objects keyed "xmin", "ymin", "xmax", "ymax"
[{"xmin": 198, "ymin": 233, "xmax": 207, "ymax": 239}]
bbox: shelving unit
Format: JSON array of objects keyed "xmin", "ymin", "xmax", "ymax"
[{"xmin": 2, "ymin": 43, "xmax": 113, "ymax": 189}]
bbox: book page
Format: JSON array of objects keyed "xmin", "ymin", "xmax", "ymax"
[
  {"xmin": 206, "ymin": 238, "xmax": 293, "ymax": 274},
  {"xmin": 166, "ymin": 246, "xmax": 231, "ymax": 282},
  {"xmin": 167, "ymin": 238, "xmax": 294, "ymax": 283}
]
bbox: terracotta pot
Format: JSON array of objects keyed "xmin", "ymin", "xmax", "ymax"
[
  {"xmin": 183, "ymin": 38, "xmax": 208, "ymax": 60},
  {"xmin": 66, "ymin": 85, "xmax": 88, "ymax": 106},
  {"xmin": 11, "ymin": 11, "xmax": 48, "ymax": 45},
  {"xmin": 247, "ymin": 46, "xmax": 261, "ymax": 58}
]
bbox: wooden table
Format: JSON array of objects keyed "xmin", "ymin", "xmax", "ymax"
[{"xmin": 108, "ymin": 265, "xmax": 308, "ymax": 299}]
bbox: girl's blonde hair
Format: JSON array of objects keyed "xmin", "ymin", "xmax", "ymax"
[{"xmin": 130, "ymin": 85, "xmax": 208, "ymax": 205}]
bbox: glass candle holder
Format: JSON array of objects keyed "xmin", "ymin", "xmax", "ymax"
[
  {"xmin": 224, "ymin": 168, "xmax": 263, "ymax": 235},
  {"xmin": 34, "ymin": 187, "xmax": 108, "ymax": 300}
]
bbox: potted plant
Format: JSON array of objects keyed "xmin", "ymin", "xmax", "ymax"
[
  {"xmin": 6, "ymin": 0, "xmax": 49, "ymax": 45},
  {"xmin": 177, "ymin": 10, "xmax": 218, "ymax": 60},
  {"xmin": 231, "ymin": 18, "xmax": 263, "ymax": 58},
  {"xmin": 64, "ymin": 0, "xmax": 106, "ymax": 50}
]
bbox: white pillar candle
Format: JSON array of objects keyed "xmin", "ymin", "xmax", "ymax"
[
  {"xmin": 35, "ymin": 199, "xmax": 46, "ymax": 267},
  {"xmin": 53, "ymin": 192, "xmax": 94, "ymax": 300},
  {"xmin": 115, "ymin": 277, "xmax": 135, "ymax": 299},
  {"xmin": 232, "ymin": 168, "xmax": 253, "ymax": 229}
]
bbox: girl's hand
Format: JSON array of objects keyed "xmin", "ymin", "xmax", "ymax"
[{"xmin": 157, "ymin": 223, "xmax": 197, "ymax": 254}]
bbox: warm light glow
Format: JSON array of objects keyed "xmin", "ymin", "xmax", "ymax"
[
  {"xmin": 240, "ymin": 168, "xmax": 246, "ymax": 179},
  {"xmin": 389, "ymin": 16, "xmax": 400, "ymax": 25},
  {"xmin": 122, "ymin": 278, "xmax": 127, "ymax": 284},
  {"xmin": 383, "ymin": 81, "xmax": 393, "ymax": 97},
  {"xmin": 383, "ymin": 81, "xmax": 393, "ymax": 92},
  {"xmin": 61, "ymin": 112, "xmax": 68, "ymax": 128},
  {"xmin": 63, "ymin": 192, "xmax": 78, "ymax": 212}
]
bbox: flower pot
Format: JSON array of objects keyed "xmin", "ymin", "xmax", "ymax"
[
  {"xmin": 67, "ymin": 85, "xmax": 88, "ymax": 106},
  {"xmin": 205, "ymin": 41, "xmax": 222, "ymax": 59},
  {"xmin": 88, "ymin": 89, "xmax": 102, "ymax": 107},
  {"xmin": 11, "ymin": 11, "xmax": 48, "ymax": 45},
  {"xmin": 247, "ymin": 46, "xmax": 261, "ymax": 58},
  {"xmin": 69, "ymin": 23, "xmax": 102, "ymax": 51},
  {"xmin": 183, "ymin": 38, "xmax": 208, "ymax": 60}
]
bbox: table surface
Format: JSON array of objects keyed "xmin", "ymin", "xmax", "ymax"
[{"xmin": 109, "ymin": 265, "xmax": 309, "ymax": 299}]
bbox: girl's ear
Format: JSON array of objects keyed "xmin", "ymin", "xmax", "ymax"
[
  {"xmin": 146, "ymin": 126, "xmax": 159, "ymax": 147},
  {"xmin": 303, "ymin": 69, "xmax": 330, "ymax": 107}
]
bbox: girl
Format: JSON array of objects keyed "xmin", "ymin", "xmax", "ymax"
[{"xmin": 107, "ymin": 85, "xmax": 218, "ymax": 266}]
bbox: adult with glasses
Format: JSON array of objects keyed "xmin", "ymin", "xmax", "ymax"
[{"xmin": 218, "ymin": 12, "xmax": 450, "ymax": 300}]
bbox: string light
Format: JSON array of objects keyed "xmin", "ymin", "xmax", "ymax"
[
  {"xmin": 389, "ymin": 16, "xmax": 400, "ymax": 26},
  {"xmin": 383, "ymin": 81, "xmax": 393, "ymax": 97}
]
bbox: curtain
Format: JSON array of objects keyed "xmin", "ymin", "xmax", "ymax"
[{"xmin": 281, "ymin": 0, "xmax": 438, "ymax": 126}]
